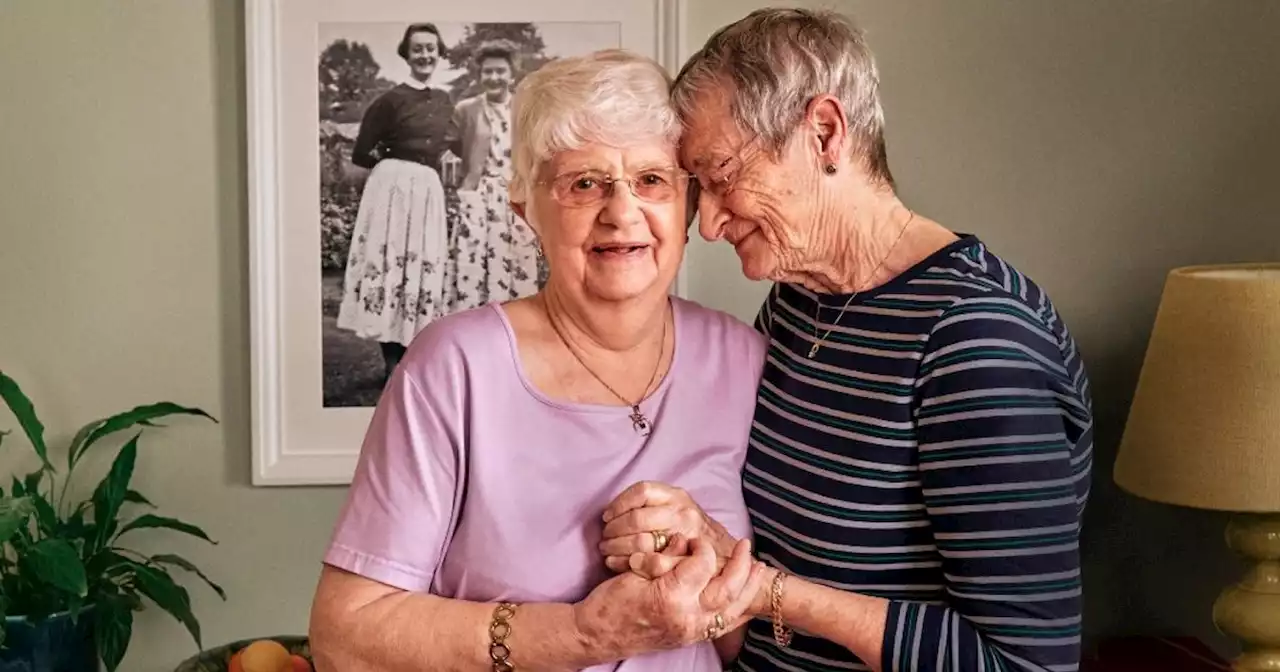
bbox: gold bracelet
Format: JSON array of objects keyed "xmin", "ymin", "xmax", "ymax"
[
  {"xmin": 488, "ymin": 601, "xmax": 519, "ymax": 672},
  {"xmin": 770, "ymin": 570, "xmax": 793, "ymax": 647}
]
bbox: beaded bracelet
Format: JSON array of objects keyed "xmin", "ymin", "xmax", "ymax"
[{"xmin": 488, "ymin": 602, "xmax": 519, "ymax": 672}]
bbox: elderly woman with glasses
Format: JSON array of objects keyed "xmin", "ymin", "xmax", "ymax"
[
  {"xmin": 308, "ymin": 49, "xmax": 771, "ymax": 671},
  {"xmin": 600, "ymin": 8, "xmax": 1095, "ymax": 672}
]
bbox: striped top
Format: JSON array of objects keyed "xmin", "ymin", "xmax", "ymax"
[{"xmin": 733, "ymin": 235, "xmax": 1093, "ymax": 672}]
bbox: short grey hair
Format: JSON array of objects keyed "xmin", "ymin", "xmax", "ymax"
[
  {"xmin": 509, "ymin": 49, "xmax": 681, "ymax": 204},
  {"xmin": 672, "ymin": 8, "xmax": 893, "ymax": 187}
]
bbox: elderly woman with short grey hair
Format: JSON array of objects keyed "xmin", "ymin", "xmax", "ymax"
[
  {"xmin": 601, "ymin": 8, "xmax": 1094, "ymax": 672},
  {"xmin": 309, "ymin": 49, "xmax": 771, "ymax": 670}
]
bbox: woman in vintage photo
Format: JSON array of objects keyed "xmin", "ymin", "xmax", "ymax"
[
  {"xmin": 336, "ymin": 22, "xmax": 459, "ymax": 382},
  {"xmin": 310, "ymin": 50, "xmax": 768, "ymax": 671},
  {"xmin": 449, "ymin": 40, "xmax": 544, "ymax": 312}
]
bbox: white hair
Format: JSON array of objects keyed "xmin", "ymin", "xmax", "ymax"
[
  {"xmin": 672, "ymin": 8, "xmax": 893, "ymax": 186},
  {"xmin": 509, "ymin": 49, "xmax": 680, "ymax": 204}
]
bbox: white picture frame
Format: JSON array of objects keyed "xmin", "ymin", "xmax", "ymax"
[{"xmin": 246, "ymin": 0, "xmax": 691, "ymax": 485}]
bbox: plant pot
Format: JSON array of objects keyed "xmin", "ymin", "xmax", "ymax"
[{"xmin": 0, "ymin": 607, "xmax": 98, "ymax": 672}]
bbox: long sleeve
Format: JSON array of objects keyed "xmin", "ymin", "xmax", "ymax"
[
  {"xmin": 883, "ymin": 295, "xmax": 1092, "ymax": 672},
  {"xmin": 351, "ymin": 93, "xmax": 392, "ymax": 169}
]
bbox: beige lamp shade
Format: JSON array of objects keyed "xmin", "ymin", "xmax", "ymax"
[{"xmin": 1113, "ymin": 262, "xmax": 1280, "ymax": 512}]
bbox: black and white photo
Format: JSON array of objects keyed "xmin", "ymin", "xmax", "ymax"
[
  {"xmin": 318, "ymin": 20, "xmax": 619, "ymax": 407},
  {"xmin": 246, "ymin": 0, "xmax": 684, "ymax": 485}
]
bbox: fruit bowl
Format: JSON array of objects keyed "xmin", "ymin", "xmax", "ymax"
[{"xmin": 173, "ymin": 636, "xmax": 311, "ymax": 672}]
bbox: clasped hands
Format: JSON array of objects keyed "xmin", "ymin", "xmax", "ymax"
[{"xmin": 572, "ymin": 481, "xmax": 770, "ymax": 658}]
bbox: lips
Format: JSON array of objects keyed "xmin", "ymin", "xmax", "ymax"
[{"xmin": 590, "ymin": 242, "xmax": 650, "ymax": 258}]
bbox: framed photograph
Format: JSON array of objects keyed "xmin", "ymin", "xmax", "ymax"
[{"xmin": 246, "ymin": 0, "xmax": 690, "ymax": 485}]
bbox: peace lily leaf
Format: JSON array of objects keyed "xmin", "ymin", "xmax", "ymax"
[
  {"xmin": 91, "ymin": 434, "xmax": 139, "ymax": 552},
  {"xmin": 151, "ymin": 553, "xmax": 227, "ymax": 600},
  {"xmin": 123, "ymin": 489, "xmax": 155, "ymax": 508},
  {"xmin": 69, "ymin": 402, "xmax": 215, "ymax": 469},
  {"xmin": 22, "ymin": 538, "xmax": 88, "ymax": 597},
  {"xmin": 94, "ymin": 595, "xmax": 133, "ymax": 672},
  {"xmin": 0, "ymin": 371, "xmax": 52, "ymax": 469},
  {"xmin": 115, "ymin": 514, "xmax": 216, "ymax": 545},
  {"xmin": 0, "ymin": 495, "xmax": 34, "ymax": 544},
  {"xmin": 130, "ymin": 561, "xmax": 202, "ymax": 648}
]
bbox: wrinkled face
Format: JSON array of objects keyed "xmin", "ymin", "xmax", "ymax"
[
  {"xmin": 404, "ymin": 31, "xmax": 440, "ymax": 79},
  {"xmin": 479, "ymin": 56, "xmax": 513, "ymax": 94},
  {"xmin": 679, "ymin": 85, "xmax": 822, "ymax": 282},
  {"xmin": 520, "ymin": 141, "xmax": 688, "ymax": 304}
]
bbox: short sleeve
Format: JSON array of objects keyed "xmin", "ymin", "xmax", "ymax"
[{"xmin": 322, "ymin": 337, "xmax": 468, "ymax": 593}]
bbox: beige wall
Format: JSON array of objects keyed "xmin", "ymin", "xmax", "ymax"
[{"xmin": 0, "ymin": 0, "xmax": 1277, "ymax": 669}]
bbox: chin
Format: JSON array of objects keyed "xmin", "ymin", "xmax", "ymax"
[
  {"xmin": 735, "ymin": 251, "xmax": 776, "ymax": 282},
  {"xmin": 587, "ymin": 273, "xmax": 662, "ymax": 303}
]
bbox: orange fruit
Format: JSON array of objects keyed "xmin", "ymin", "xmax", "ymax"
[
  {"xmin": 239, "ymin": 640, "xmax": 293, "ymax": 672},
  {"xmin": 289, "ymin": 654, "xmax": 312, "ymax": 672},
  {"xmin": 229, "ymin": 651, "xmax": 244, "ymax": 672}
]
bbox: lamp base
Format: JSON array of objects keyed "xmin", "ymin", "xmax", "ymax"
[{"xmin": 1212, "ymin": 513, "xmax": 1280, "ymax": 671}]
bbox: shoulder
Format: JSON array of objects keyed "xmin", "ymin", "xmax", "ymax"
[
  {"xmin": 674, "ymin": 297, "xmax": 767, "ymax": 370},
  {"xmin": 397, "ymin": 305, "xmax": 510, "ymax": 388},
  {"xmin": 910, "ymin": 242, "xmax": 1081, "ymax": 388},
  {"xmin": 455, "ymin": 95, "xmax": 483, "ymax": 113},
  {"xmin": 905, "ymin": 239, "xmax": 1061, "ymax": 346}
]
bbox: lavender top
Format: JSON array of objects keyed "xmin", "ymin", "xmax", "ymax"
[{"xmin": 324, "ymin": 298, "xmax": 767, "ymax": 671}]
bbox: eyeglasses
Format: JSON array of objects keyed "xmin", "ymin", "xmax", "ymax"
[
  {"xmin": 540, "ymin": 168, "xmax": 692, "ymax": 208},
  {"xmin": 694, "ymin": 133, "xmax": 761, "ymax": 198}
]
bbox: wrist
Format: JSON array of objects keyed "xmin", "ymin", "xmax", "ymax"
[
  {"xmin": 569, "ymin": 599, "xmax": 625, "ymax": 667},
  {"xmin": 751, "ymin": 566, "xmax": 780, "ymax": 618}
]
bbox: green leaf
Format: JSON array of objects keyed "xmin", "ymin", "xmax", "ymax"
[
  {"xmin": 130, "ymin": 561, "xmax": 202, "ymax": 648},
  {"xmin": 0, "ymin": 371, "xmax": 53, "ymax": 470},
  {"xmin": 93, "ymin": 595, "xmax": 133, "ymax": 672},
  {"xmin": 29, "ymin": 491, "xmax": 58, "ymax": 536},
  {"xmin": 151, "ymin": 553, "xmax": 227, "ymax": 600},
  {"xmin": 0, "ymin": 496, "xmax": 34, "ymax": 544},
  {"xmin": 115, "ymin": 514, "xmax": 216, "ymax": 545},
  {"xmin": 91, "ymin": 434, "xmax": 139, "ymax": 552},
  {"xmin": 68, "ymin": 402, "xmax": 216, "ymax": 469},
  {"xmin": 123, "ymin": 490, "xmax": 155, "ymax": 508},
  {"xmin": 22, "ymin": 538, "xmax": 88, "ymax": 597}
]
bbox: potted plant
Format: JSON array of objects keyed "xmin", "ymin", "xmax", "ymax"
[{"xmin": 0, "ymin": 370, "xmax": 226, "ymax": 671}]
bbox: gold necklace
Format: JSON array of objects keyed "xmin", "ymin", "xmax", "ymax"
[
  {"xmin": 544, "ymin": 303, "xmax": 668, "ymax": 436},
  {"xmin": 808, "ymin": 212, "xmax": 916, "ymax": 359}
]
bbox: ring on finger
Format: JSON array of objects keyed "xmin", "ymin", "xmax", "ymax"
[
  {"xmin": 650, "ymin": 529, "xmax": 670, "ymax": 553},
  {"xmin": 704, "ymin": 612, "xmax": 725, "ymax": 640}
]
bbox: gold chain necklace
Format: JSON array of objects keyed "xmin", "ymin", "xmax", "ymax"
[
  {"xmin": 544, "ymin": 302, "xmax": 668, "ymax": 436},
  {"xmin": 808, "ymin": 212, "xmax": 916, "ymax": 359}
]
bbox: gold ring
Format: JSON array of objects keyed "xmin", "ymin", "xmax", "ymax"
[
  {"xmin": 705, "ymin": 612, "xmax": 725, "ymax": 640},
  {"xmin": 651, "ymin": 530, "xmax": 670, "ymax": 552}
]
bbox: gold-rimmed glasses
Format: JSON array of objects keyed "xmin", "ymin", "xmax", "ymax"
[
  {"xmin": 538, "ymin": 168, "xmax": 693, "ymax": 208},
  {"xmin": 693, "ymin": 132, "xmax": 763, "ymax": 198}
]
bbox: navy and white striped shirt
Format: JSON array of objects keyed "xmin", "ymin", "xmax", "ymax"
[{"xmin": 734, "ymin": 235, "xmax": 1093, "ymax": 672}]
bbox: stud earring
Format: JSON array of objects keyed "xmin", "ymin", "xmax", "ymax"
[
  {"xmin": 534, "ymin": 239, "xmax": 544, "ymax": 258},
  {"xmin": 824, "ymin": 163, "xmax": 838, "ymax": 175}
]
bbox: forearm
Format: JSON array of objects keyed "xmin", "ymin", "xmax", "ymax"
[
  {"xmin": 762, "ymin": 569, "xmax": 889, "ymax": 671},
  {"xmin": 312, "ymin": 586, "xmax": 618, "ymax": 671}
]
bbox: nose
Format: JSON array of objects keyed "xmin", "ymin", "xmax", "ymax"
[
  {"xmin": 598, "ymin": 181, "xmax": 644, "ymax": 228},
  {"xmin": 698, "ymin": 189, "xmax": 729, "ymax": 242}
]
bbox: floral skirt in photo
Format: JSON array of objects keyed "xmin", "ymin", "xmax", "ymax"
[
  {"xmin": 449, "ymin": 175, "xmax": 542, "ymax": 311},
  {"xmin": 336, "ymin": 158, "xmax": 448, "ymax": 347}
]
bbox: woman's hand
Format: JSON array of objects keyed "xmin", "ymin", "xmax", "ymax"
[
  {"xmin": 573, "ymin": 536, "xmax": 768, "ymax": 659},
  {"xmin": 598, "ymin": 481, "xmax": 738, "ymax": 573}
]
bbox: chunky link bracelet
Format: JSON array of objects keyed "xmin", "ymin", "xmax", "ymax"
[
  {"xmin": 770, "ymin": 570, "xmax": 793, "ymax": 647},
  {"xmin": 489, "ymin": 601, "xmax": 519, "ymax": 672}
]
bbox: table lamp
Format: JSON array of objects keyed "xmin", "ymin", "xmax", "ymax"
[{"xmin": 1113, "ymin": 262, "xmax": 1280, "ymax": 671}]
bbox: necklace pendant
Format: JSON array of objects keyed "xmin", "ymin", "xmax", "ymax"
[
  {"xmin": 807, "ymin": 342, "xmax": 820, "ymax": 359},
  {"xmin": 629, "ymin": 406, "xmax": 652, "ymax": 436}
]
